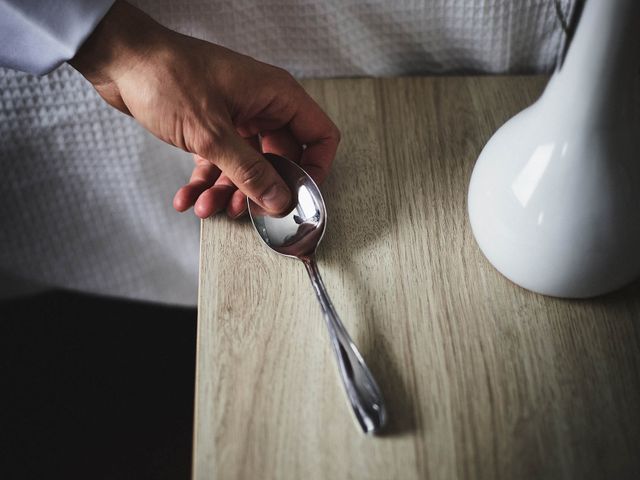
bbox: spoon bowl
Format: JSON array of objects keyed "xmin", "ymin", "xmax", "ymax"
[
  {"xmin": 248, "ymin": 154, "xmax": 326, "ymax": 259},
  {"xmin": 248, "ymin": 153, "xmax": 387, "ymax": 434}
]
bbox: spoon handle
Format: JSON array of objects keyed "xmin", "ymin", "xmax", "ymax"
[{"xmin": 301, "ymin": 256, "xmax": 387, "ymax": 434}]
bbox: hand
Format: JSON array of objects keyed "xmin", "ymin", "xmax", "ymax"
[{"xmin": 70, "ymin": 1, "xmax": 340, "ymax": 218}]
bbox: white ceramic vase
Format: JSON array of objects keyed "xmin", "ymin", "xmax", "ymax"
[{"xmin": 468, "ymin": 0, "xmax": 640, "ymax": 298}]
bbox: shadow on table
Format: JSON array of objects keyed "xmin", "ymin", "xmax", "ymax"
[
  {"xmin": 318, "ymin": 179, "xmax": 420, "ymax": 436},
  {"xmin": 576, "ymin": 277, "xmax": 640, "ymax": 313},
  {"xmin": 361, "ymin": 329, "xmax": 420, "ymax": 437}
]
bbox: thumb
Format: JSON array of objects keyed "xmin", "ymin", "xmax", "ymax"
[{"xmin": 199, "ymin": 128, "xmax": 292, "ymax": 214}]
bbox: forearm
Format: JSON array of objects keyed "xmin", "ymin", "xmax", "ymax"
[{"xmin": 69, "ymin": 1, "xmax": 164, "ymax": 87}]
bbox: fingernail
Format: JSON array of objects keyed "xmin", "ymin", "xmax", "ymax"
[{"xmin": 261, "ymin": 184, "xmax": 291, "ymax": 213}]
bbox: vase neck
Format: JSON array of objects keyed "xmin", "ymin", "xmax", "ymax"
[{"xmin": 544, "ymin": 0, "xmax": 640, "ymax": 122}]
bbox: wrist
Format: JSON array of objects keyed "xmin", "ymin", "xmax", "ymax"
[{"xmin": 69, "ymin": 1, "xmax": 166, "ymax": 87}]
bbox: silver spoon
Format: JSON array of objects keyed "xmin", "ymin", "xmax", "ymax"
[{"xmin": 247, "ymin": 153, "xmax": 387, "ymax": 435}]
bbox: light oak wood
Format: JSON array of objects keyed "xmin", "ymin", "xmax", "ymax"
[{"xmin": 193, "ymin": 76, "xmax": 640, "ymax": 480}]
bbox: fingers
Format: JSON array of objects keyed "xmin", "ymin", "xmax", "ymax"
[
  {"xmin": 235, "ymin": 83, "xmax": 339, "ymax": 184},
  {"xmin": 226, "ymin": 189, "xmax": 248, "ymax": 218},
  {"xmin": 198, "ymin": 127, "xmax": 291, "ymax": 214},
  {"xmin": 194, "ymin": 174, "xmax": 236, "ymax": 218},
  {"xmin": 173, "ymin": 155, "xmax": 221, "ymax": 212},
  {"xmin": 261, "ymin": 128, "xmax": 303, "ymax": 163},
  {"xmin": 193, "ymin": 175, "xmax": 245, "ymax": 219},
  {"xmin": 174, "ymin": 155, "xmax": 235, "ymax": 219},
  {"xmin": 287, "ymin": 91, "xmax": 340, "ymax": 184},
  {"xmin": 176, "ymin": 137, "xmax": 258, "ymax": 219},
  {"xmin": 223, "ymin": 135, "xmax": 255, "ymax": 219},
  {"xmin": 243, "ymin": 134, "xmax": 262, "ymax": 153}
]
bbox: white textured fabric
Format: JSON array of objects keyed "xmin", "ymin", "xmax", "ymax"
[
  {"xmin": 132, "ymin": 0, "xmax": 569, "ymax": 76},
  {"xmin": 0, "ymin": 0, "xmax": 115, "ymax": 75},
  {"xmin": 0, "ymin": 67, "xmax": 198, "ymax": 304},
  {"xmin": 0, "ymin": 0, "xmax": 571, "ymax": 305}
]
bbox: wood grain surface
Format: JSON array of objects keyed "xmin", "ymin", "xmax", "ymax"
[{"xmin": 193, "ymin": 76, "xmax": 640, "ymax": 480}]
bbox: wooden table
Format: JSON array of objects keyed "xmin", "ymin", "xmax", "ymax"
[{"xmin": 193, "ymin": 76, "xmax": 640, "ymax": 480}]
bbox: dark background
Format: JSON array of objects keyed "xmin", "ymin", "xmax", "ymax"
[{"xmin": 0, "ymin": 290, "xmax": 196, "ymax": 479}]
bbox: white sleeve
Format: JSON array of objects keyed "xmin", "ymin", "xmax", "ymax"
[{"xmin": 0, "ymin": 0, "xmax": 115, "ymax": 75}]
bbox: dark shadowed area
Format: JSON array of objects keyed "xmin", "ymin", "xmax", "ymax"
[{"xmin": 0, "ymin": 290, "xmax": 196, "ymax": 480}]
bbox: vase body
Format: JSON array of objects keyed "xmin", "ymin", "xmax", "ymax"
[{"xmin": 468, "ymin": 0, "xmax": 640, "ymax": 297}]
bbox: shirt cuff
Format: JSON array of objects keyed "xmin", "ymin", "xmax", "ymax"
[{"xmin": 0, "ymin": 0, "xmax": 116, "ymax": 75}]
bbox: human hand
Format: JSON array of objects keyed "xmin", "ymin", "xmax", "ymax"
[{"xmin": 70, "ymin": 1, "xmax": 340, "ymax": 218}]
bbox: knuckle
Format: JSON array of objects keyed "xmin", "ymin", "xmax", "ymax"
[
  {"xmin": 236, "ymin": 159, "xmax": 268, "ymax": 187},
  {"xmin": 272, "ymin": 67, "xmax": 299, "ymax": 90},
  {"xmin": 273, "ymin": 66, "xmax": 295, "ymax": 82}
]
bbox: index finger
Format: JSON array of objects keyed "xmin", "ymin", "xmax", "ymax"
[{"xmin": 288, "ymin": 91, "xmax": 341, "ymax": 184}]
